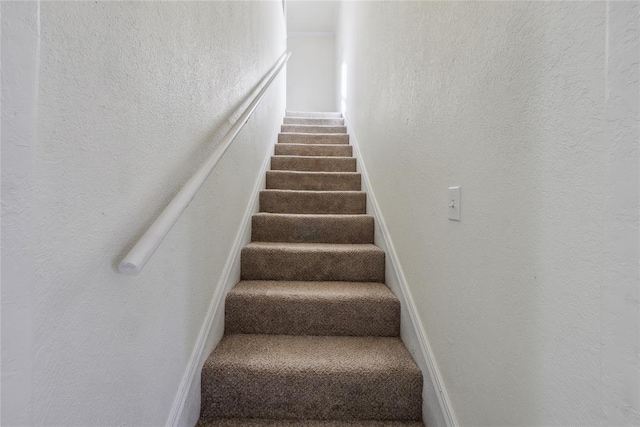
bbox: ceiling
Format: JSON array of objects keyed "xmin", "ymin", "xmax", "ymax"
[{"xmin": 286, "ymin": 0, "xmax": 339, "ymax": 35}]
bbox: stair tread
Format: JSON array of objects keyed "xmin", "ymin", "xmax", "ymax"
[
  {"xmin": 245, "ymin": 241, "xmax": 381, "ymax": 252},
  {"xmin": 282, "ymin": 124, "xmax": 344, "ymax": 128},
  {"xmin": 205, "ymin": 334, "xmax": 420, "ymax": 375},
  {"xmin": 279, "ymin": 133, "xmax": 349, "ymax": 145},
  {"xmin": 276, "ymin": 142, "xmax": 351, "ymax": 149},
  {"xmin": 286, "ymin": 110, "xmax": 342, "ymax": 113},
  {"xmin": 253, "ymin": 212, "xmax": 371, "ymax": 217},
  {"xmin": 283, "ymin": 117, "xmax": 345, "ymax": 126},
  {"xmin": 274, "ymin": 143, "xmax": 352, "ymax": 149},
  {"xmin": 199, "ymin": 419, "xmax": 423, "ymax": 426},
  {"xmin": 280, "ymin": 132, "xmax": 348, "ymax": 137},
  {"xmin": 266, "ymin": 170, "xmax": 361, "ymax": 191},
  {"xmin": 274, "ymin": 144, "xmax": 353, "ymax": 157},
  {"xmin": 286, "ymin": 111, "xmax": 342, "ymax": 118},
  {"xmin": 267, "ymin": 170, "xmax": 359, "ymax": 176},
  {"xmin": 261, "ymin": 189, "xmax": 364, "ymax": 194},
  {"xmin": 282, "ymin": 125, "xmax": 346, "ymax": 129},
  {"xmin": 201, "ymin": 336, "xmax": 421, "ymax": 421},
  {"xmin": 271, "ymin": 156, "xmax": 356, "ymax": 173},
  {"xmin": 230, "ymin": 280, "xmax": 393, "ymax": 300},
  {"xmin": 282, "ymin": 125, "xmax": 347, "ymax": 133},
  {"xmin": 273, "ymin": 155, "xmax": 354, "ymax": 160}
]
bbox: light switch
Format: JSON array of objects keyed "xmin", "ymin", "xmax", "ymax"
[{"xmin": 448, "ymin": 187, "xmax": 461, "ymax": 221}]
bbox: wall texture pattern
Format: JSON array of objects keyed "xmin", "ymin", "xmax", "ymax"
[
  {"xmin": 2, "ymin": 2, "xmax": 286, "ymax": 425},
  {"xmin": 336, "ymin": 2, "xmax": 639, "ymax": 426}
]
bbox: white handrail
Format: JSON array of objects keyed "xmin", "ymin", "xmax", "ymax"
[{"xmin": 119, "ymin": 51, "xmax": 291, "ymax": 275}]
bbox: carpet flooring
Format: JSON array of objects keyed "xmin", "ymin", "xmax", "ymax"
[{"xmin": 198, "ymin": 112, "xmax": 423, "ymax": 426}]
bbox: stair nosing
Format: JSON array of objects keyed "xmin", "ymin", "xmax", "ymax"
[
  {"xmin": 245, "ymin": 241, "xmax": 382, "ymax": 250},
  {"xmin": 275, "ymin": 143, "xmax": 352, "ymax": 147},
  {"xmin": 281, "ymin": 125, "xmax": 346, "ymax": 128},
  {"xmin": 271, "ymin": 155, "xmax": 354, "ymax": 160},
  {"xmin": 266, "ymin": 170, "xmax": 360, "ymax": 175},
  {"xmin": 230, "ymin": 280, "xmax": 396, "ymax": 299},
  {"xmin": 279, "ymin": 132, "xmax": 348, "ymax": 136},
  {"xmin": 252, "ymin": 212, "xmax": 373, "ymax": 217},
  {"xmin": 261, "ymin": 189, "xmax": 365, "ymax": 194}
]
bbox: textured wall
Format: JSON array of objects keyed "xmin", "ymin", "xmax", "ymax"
[
  {"xmin": 287, "ymin": 36, "xmax": 337, "ymax": 112},
  {"xmin": 1, "ymin": 1, "xmax": 285, "ymax": 425},
  {"xmin": 1, "ymin": 2, "xmax": 39, "ymax": 425},
  {"xmin": 337, "ymin": 1, "xmax": 639, "ymax": 426}
]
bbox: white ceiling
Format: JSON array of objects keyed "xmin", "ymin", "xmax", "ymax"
[{"xmin": 287, "ymin": 0, "xmax": 339, "ymax": 34}]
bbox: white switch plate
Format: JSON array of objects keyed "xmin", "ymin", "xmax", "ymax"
[{"xmin": 448, "ymin": 186, "xmax": 461, "ymax": 221}]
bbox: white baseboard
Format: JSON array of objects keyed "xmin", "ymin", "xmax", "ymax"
[
  {"xmin": 344, "ymin": 113, "xmax": 459, "ymax": 427},
  {"xmin": 166, "ymin": 134, "xmax": 275, "ymax": 427}
]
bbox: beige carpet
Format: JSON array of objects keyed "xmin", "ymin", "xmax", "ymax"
[
  {"xmin": 281, "ymin": 125, "xmax": 347, "ymax": 134},
  {"xmin": 271, "ymin": 155, "xmax": 357, "ymax": 173},
  {"xmin": 259, "ymin": 190, "xmax": 366, "ymax": 214},
  {"xmin": 266, "ymin": 171, "xmax": 361, "ymax": 191},
  {"xmin": 251, "ymin": 213, "xmax": 373, "ymax": 244},
  {"xmin": 283, "ymin": 117, "xmax": 345, "ymax": 126},
  {"xmin": 279, "ymin": 132, "xmax": 350, "ymax": 145},
  {"xmin": 274, "ymin": 143, "xmax": 353, "ymax": 157},
  {"xmin": 198, "ymin": 112, "xmax": 423, "ymax": 426}
]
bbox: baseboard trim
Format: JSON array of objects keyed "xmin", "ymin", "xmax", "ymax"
[
  {"xmin": 344, "ymin": 112, "xmax": 459, "ymax": 427},
  {"xmin": 166, "ymin": 134, "xmax": 275, "ymax": 427}
]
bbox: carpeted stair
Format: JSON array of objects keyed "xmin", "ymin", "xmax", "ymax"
[
  {"xmin": 198, "ymin": 111, "xmax": 423, "ymax": 426},
  {"xmin": 271, "ymin": 156, "xmax": 356, "ymax": 172},
  {"xmin": 278, "ymin": 133, "xmax": 349, "ymax": 145}
]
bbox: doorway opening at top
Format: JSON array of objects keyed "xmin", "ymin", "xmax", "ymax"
[{"xmin": 286, "ymin": 0, "xmax": 339, "ymax": 113}]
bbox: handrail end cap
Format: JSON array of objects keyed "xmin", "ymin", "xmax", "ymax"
[{"xmin": 119, "ymin": 261, "xmax": 141, "ymax": 275}]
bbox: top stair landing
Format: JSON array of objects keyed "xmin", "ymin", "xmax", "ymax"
[
  {"xmin": 286, "ymin": 111, "xmax": 343, "ymax": 119},
  {"xmin": 284, "ymin": 112, "xmax": 344, "ymax": 126}
]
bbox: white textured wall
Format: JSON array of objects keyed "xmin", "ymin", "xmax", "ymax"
[
  {"xmin": 337, "ymin": 2, "xmax": 639, "ymax": 426},
  {"xmin": 287, "ymin": 36, "xmax": 336, "ymax": 112},
  {"xmin": 1, "ymin": 2, "xmax": 39, "ymax": 425},
  {"xmin": 1, "ymin": 1, "xmax": 285, "ymax": 425}
]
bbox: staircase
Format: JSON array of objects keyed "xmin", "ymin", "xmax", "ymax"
[{"xmin": 197, "ymin": 111, "xmax": 424, "ymax": 426}]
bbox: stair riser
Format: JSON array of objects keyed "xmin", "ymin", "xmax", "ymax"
[
  {"xmin": 260, "ymin": 191, "xmax": 366, "ymax": 214},
  {"xmin": 286, "ymin": 111, "xmax": 343, "ymax": 118},
  {"xmin": 283, "ymin": 117, "xmax": 345, "ymax": 126},
  {"xmin": 266, "ymin": 172, "xmax": 361, "ymax": 191},
  {"xmin": 225, "ymin": 294, "xmax": 399, "ymax": 336},
  {"xmin": 274, "ymin": 144, "xmax": 352, "ymax": 157},
  {"xmin": 279, "ymin": 133, "xmax": 349, "ymax": 145},
  {"xmin": 281, "ymin": 125, "xmax": 347, "ymax": 134},
  {"xmin": 271, "ymin": 156, "xmax": 356, "ymax": 172},
  {"xmin": 241, "ymin": 247, "xmax": 385, "ymax": 282},
  {"xmin": 201, "ymin": 370, "xmax": 421, "ymax": 421},
  {"xmin": 251, "ymin": 215, "xmax": 374, "ymax": 244}
]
